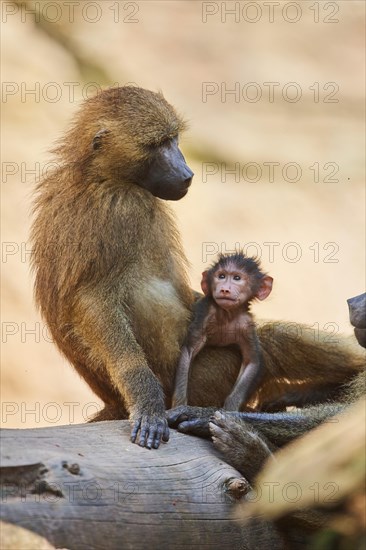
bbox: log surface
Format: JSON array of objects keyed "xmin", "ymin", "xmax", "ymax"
[{"xmin": 0, "ymin": 420, "xmax": 278, "ymax": 550}]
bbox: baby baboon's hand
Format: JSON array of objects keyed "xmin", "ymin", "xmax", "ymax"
[
  {"xmin": 167, "ymin": 406, "xmax": 217, "ymax": 437},
  {"xmin": 130, "ymin": 412, "xmax": 169, "ymax": 449}
]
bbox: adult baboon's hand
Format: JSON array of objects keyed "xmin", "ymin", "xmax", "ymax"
[{"xmin": 130, "ymin": 412, "xmax": 169, "ymax": 449}]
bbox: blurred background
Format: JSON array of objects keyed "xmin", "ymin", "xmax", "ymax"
[{"xmin": 1, "ymin": 1, "xmax": 365, "ymax": 428}]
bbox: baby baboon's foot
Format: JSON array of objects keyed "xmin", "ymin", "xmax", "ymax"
[{"xmin": 209, "ymin": 411, "xmax": 273, "ymax": 481}]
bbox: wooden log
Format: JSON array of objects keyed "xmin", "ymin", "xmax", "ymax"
[{"xmin": 0, "ymin": 420, "xmax": 282, "ymax": 550}]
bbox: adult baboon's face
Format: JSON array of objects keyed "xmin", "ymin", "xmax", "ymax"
[{"xmin": 139, "ymin": 137, "xmax": 193, "ymax": 201}]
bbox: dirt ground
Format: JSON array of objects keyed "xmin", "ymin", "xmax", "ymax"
[{"xmin": 1, "ymin": 1, "xmax": 365, "ymax": 428}]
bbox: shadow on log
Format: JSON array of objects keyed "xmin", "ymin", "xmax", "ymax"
[{"xmin": 0, "ymin": 420, "xmax": 283, "ymax": 550}]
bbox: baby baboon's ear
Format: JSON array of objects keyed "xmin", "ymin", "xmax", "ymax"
[
  {"xmin": 200, "ymin": 271, "xmax": 210, "ymax": 296},
  {"xmin": 256, "ymin": 276, "xmax": 273, "ymax": 301}
]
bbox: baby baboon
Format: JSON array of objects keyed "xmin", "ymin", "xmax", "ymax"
[
  {"xmin": 168, "ymin": 295, "xmax": 366, "ymax": 481},
  {"xmin": 172, "ymin": 252, "xmax": 273, "ymax": 410},
  {"xmin": 32, "ymin": 86, "xmax": 364, "ymax": 450},
  {"xmin": 168, "ymin": 296, "xmax": 366, "ymax": 547}
]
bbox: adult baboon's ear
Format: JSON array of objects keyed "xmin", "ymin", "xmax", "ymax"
[{"xmin": 92, "ymin": 128, "xmax": 110, "ymax": 150}]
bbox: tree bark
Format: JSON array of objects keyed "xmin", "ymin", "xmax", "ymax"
[{"xmin": 0, "ymin": 420, "xmax": 282, "ymax": 550}]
